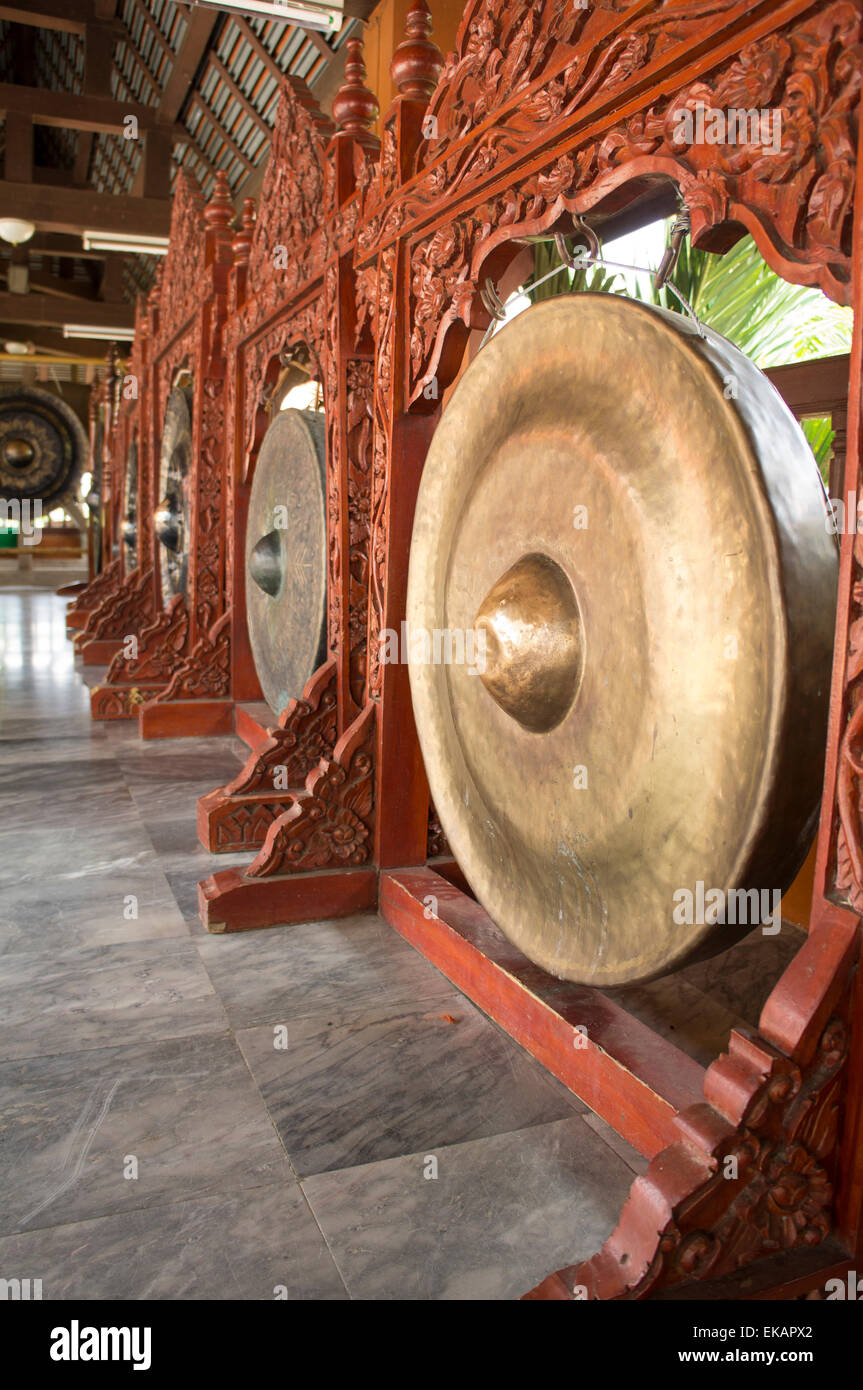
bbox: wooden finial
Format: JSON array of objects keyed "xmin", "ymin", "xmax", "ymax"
[
  {"xmin": 332, "ymin": 36, "xmax": 379, "ymax": 141},
  {"xmin": 390, "ymin": 0, "xmax": 443, "ymax": 99},
  {"xmin": 233, "ymin": 197, "xmax": 256, "ymax": 265},
  {"xmin": 205, "ymin": 169, "xmax": 233, "ymax": 231}
]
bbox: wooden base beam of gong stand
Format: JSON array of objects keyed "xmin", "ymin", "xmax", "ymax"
[{"xmin": 196, "ymin": 1, "xmax": 863, "ymax": 1300}]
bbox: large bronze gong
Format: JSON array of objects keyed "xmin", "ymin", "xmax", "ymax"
[
  {"xmin": 0, "ymin": 384, "xmax": 88, "ymax": 508},
  {"xmin": 154, "ymin": 383, "xmax": 192, "ymax": 604},
  {"xmin": 245, "ymin": 408, "xmax": 327, "ymax": 714},
  {"xmin": 407, "ymin": 294, "xmax": 838, "ymax": 987}
]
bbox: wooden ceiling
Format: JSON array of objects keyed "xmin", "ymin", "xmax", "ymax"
[{"xmin": 0, "ymin": 0, "xmax": 376, "ymax": 381}]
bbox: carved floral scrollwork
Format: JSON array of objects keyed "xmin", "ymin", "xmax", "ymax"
[
  {"xmin": 194, "ymin": 379, "xmax": 226, "ymax": 635},
  {"xmin": 104, "ymin": 594, "xmax": 189, "ymax": 684},
  {"xmin": 150, "ymin": 611, "xmax": 231, "ymax": 703},
  {"xmin": 246, "ymin": 81, "xmax": 332, "ymax": 323},
  {"xmin": 68, "ymin": 556, "xmax": 122, "ymax": 616},
  {"xmin": 246, "ymin": 702, "xmax": 376, "ymax": 876},
  {"xmin": 76, "ymin": 566, "xmax": 155, "ymax": 644},
  {"xmin": 529, "ymin": 1016, "xmax": 849, "ymax": 1299},
  {"xmin": 225, "ymin": 660, "xmax": 338, "ymax": 796},
  {"xmin": 157, "ymin": 173, "xmax": 206, "ymax": 347},
  {"xmin": 404, "ymin": 0, "xmax": 858, "ymax": 400},
  {"xmin": 367, "ymin": 246, "xmax": 397, "ymax": 702}
]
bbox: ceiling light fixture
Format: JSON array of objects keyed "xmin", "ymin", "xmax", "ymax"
[
  {"xmin": 82, "ymin": 232, "xmax": 170, "ymax": 256},
  {"xmin": 62, "ymin": 325, "xmax": 135, "ymax": 342},
  {"xmin": 0, "ymin": 219, "xmax": 36, "ymax": 247},
  {"xmin": 188, "ymin": 0, "xmax": 344, "ymax": 35},
  {"xmin": 4, "ymin": 341, "xmax": 35, "ymax": 356}
]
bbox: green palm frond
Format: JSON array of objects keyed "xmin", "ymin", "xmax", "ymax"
[{"xmin": 530, "ymin": 223, "xmax": 852, "ymax": 371}]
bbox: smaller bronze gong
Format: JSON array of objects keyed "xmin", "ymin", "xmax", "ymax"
[
  {"xmin": 122, "ymin": 439, "xmax": 138, "ymax": 572},
  {"xmin": 245, "ymin": 408, "xmax": 327, "ymax": 714},
  {"xmin": 154, "ymin": 383, "xmax": 193, "ymax": 604}
]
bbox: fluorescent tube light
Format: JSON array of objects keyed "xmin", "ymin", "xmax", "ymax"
[
  {"xmin": 62, "ymin": 325, "xmax": 135, "ymax": 341},
  {"xmin": 82, "ymin": 232, "xmax": 170, "ymax": 256},
  {"xmin": 189, "ymin": 0, "xmax": 343, "ymax": 34}
]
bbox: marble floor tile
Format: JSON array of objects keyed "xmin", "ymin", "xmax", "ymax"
[
  {"xmin": 582, "ymin": 1113, "xmax": 650, "ymax": 1175},
  {"xmin": 603, "ymin": 975, "xmax": 745, "ymax": 1068},
  {"xmin": 0, "ymin": 865, "xmax": 188, "ymax": 955},
  {"xmin": 0, "ymin": 938, "xmax": 228, "ymax": 1059},
  {"xmin": 9, "ymin": 782, "xmax": 141, "ymax": 831},
  {"xmin": 196, "ymin": 912, "xmax": 457, "ymax": 1028},
  {"xmin": 677, "ymin": 921, "xmax": 807, "ymax": 1027},
  {"xmin": 0, "ymin": 754, "xmax": 120, "ymax": 795},
  {"xmin": 303, "ymin": 1116, "xmax": 635, "ymax": 1300},
  {"xmin": 0, "ymin": 824, "xmax": 159, "ymax": 888},
  {"xmin": 0, "ymin": 735, "xmax": 110, "ymax": 764},
  {"xmin": 141, "ymin": 815, "xmax": 254, "ymax": 880},
  {"xmin": 0, "ymin": 1183, "xmax": 347, "ymax": 1300},
  {"xmin": 126, "ymin": 777, "xmax": 237, "ymax": 823},
  {"xmin": 237, "ymin": 996, "xmax": 584, "ymax": 1177},
  {"xmin": 0, "ymin": 1034, "xmax": 290, "ymax": 1233}
]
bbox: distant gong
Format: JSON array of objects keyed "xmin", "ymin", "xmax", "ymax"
[
  {"xmin": 154, "ymin": 383, "xmax": 192, "ymax": 604},
  {"xmin": 121, "ymin": 439, "xmax": 138, "ymax": 572},
  {"xmin": 246, "ymin": 408, "xmax": 327, "ymax": 715},
  {"xmin": 407, "ymin": 294, "xmax": 838, "ymax": 987},
  {"xmin": 0, "ymin": 383, "xmax": 88, "ymax": 507}
]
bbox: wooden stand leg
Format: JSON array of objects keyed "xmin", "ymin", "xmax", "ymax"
[
  {"xmin": 139, "ymin": 698, "xmax": 235, "ymax": 739},
  {"xmin": 199, "ymin": 866, "xmax": 378, "ymax": 932}
]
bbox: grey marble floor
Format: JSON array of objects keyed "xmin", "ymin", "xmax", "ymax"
[{"xmin": 0, "ymin": 590, "xmax": 797, "ymax": 1300}]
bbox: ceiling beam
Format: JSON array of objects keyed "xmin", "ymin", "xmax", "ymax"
[
  {"xmin": 0, "ymin": 295, "xmax": 134, "ymax": 331},
  {"xmin": 0, "ymin": 180, "xmax": 171, "ymax": 237},
  {"xmin": 188, "ymin": 94, "xmax": 253, "ymax": 175},
  {"xmin": 0, "ymin": 235, "xmax": 115, "ymax": 262},
  {"xmin": 124, "ymin": 0, "xmax": 176, "ymax": 74},
  {"xmin": 156, "ymin": 8, "xmax": 220, "ymax": 123},
  {"xmin": 0, "ymin": 83, "xmax": 182, "ymax": 139},
  {"xmin": 207, "ymin": 53, "xmax": 271, "ymax": 142},
  {"xmin": 0, "ymin": 2, "xmax": 123, "ymax": 37},
  {"xmin": 22, "ymin": 271, "xmax": 100, "ymax": 303},
  {"xmin": 74, "ymin": 20, "xmax": 120, "ymax": 185},
  {"xmin": 233, "ymin": 15, "xmax": 283, "ymax": 84}
]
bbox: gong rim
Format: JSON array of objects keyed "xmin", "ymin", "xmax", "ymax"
[
  {"xmin": 245, "ymin": 407, "xmax": 327, "ymax": 715},
  {"xmin": 407, "ymin": 293, "xmax": 837, "ymax": 987}
]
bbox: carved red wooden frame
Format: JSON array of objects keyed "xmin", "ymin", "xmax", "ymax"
[
  {"xmin": 210, "ymin": 0, "xmax": 863, "ymax": 1296},
  {"xmin": 78, "ymin": 171, "xmax": 235, "ymax": 729}
]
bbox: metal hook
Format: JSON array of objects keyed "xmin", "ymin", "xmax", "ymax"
[
  {"xmin": 480, "ymin": 277, "xmax": 508, "ymax": 322},
  {"xmin": 555, "ymin": 216, "xmax": 601, "ymax": 270},
  {"xmin": 654, "ymin": 208, "xmax": 691, "ymax": 292}
]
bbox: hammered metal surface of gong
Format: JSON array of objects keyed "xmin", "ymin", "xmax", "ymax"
[
  {"xmin": 246, "ymin": 408, "xmax": 327, "ymax": 714},
  {"xmin": 407, "ymin": 294, "xmax": 838, "ymax": 987},
  {"xmin": 0, "ymin": 384, "xmax": 88, "ymax": 508},
  {"xmin": 155, "ymin": 384, "xmax": 192, "ymax": 604}
]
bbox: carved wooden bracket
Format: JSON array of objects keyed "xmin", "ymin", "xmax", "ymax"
[
  {"xmin": 197, "ymin": 659, "xmax": 339, "ymax": 853},
  {"xmin": 246, "ymin": 701, "xmax": 376, "ymax": 877}
]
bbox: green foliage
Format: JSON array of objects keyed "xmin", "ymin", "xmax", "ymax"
[
  {"xmin": 801, "ymin": 415, "xmax": 835, "ymax": 483},
  {"xmin": 530, "ymin": 222, "xmax": 852, "ymax": 476}
]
